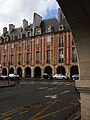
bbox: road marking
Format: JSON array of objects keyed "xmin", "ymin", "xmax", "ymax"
[
  {"xmin": 19, "ymin": 110, "xmax": 29, "ymax": 115},
  {"xmin": 28, "ymin": 99, "xmax": 57, "ymax": 120},
  {"xmin": 3, "ymin": 117, "xmax": 12, "ymax": 120},
  {"xmin": 35, "ymin": 105, "xmax": 42, "ymax": 109},
  {"xmin": 45, "ymin": 94, "xmax": 57, "ymax": 99},
  {"xmin": 0, "ymin": 108, "xmax": 18, "ymax": 118},
  {"xmin": 38, "ymin": 87, "xmax": 48, "ymax": 90},
  {"xmin": 32, "ymin": 105, "xmax": 77, "ymax": 120},
  {"xmin": 60, "ymin": 90, "xmax": 70, "ymax": 95}
]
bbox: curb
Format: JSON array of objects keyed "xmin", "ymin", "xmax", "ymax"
[{"xmin": 0, "ymin": 83, "xmax": 16, "ymax": 88}]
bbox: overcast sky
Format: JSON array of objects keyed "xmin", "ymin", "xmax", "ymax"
[{"xmin": 0, "ymin": 0, "xmax": 59, "ymax": 34}]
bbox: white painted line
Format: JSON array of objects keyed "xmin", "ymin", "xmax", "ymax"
[
  {"xmin": 60, "ymin": 90, "xmax": 70, "ymax": 95},
  {"xmin": 47, "ymin": 87, "xmax": 57, "ymax": 90},
  {"xmin": 45, "ymin": 94, "xmax": 57, "ymax": 99},
  {"xmin": 38, "ymin": 87, "xmax": 48, "ymax": 90},
  {"xmin": 47, "ymin": 88, "xmax": 53, "ymax": 90}
]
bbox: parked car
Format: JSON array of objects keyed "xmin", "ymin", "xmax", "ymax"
[
  {"xmin": 0, "ymin": 75, "xmax": 8, "ymax": 80},
  {"xmin": 41, "ymin": 73, "xmax": 53, "ymax": 80},
  {"xmin": 9, "ymin": 74, "xmax": 20, "ymax": 80},
  {"xmin": 72, "ymin": 74, "xmax": 79, "ymax": 80},
  {"xmin": 53, "ymin": 74, "xmax": 67, "ymax": 80}
]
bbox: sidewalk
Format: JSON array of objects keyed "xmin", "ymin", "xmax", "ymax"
[{"xmin": 0, "ymin": 80, "xmax": 16, "ymax": 88}]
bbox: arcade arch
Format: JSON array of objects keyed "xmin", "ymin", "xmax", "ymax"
[
  {"xmin": 2, "ymin": 68, "xmax": 7, "ymax": 75},
  {"xmin": 9, "ymin": 67, "xmax": 14, "ymax": 74},
  {"xmin": 25, "ymin": 67, "xmax": 31, "ymax": 78},
  {"xmin": 70, "ymin": 65, "xmax": 79, "ymax": 78},
  {"xmin": 56, "ymin": 66, "xmax": 65, "ymax": 75},
  {"xmin": 34, "ymin": 66, "xmax": 41, "ymax": 78},
  {"xmin": 17, "ymin": 67, "xmax": 22, "ymax": 77},
  {"xmin": 44, "ymin": 66, "xmax": 52, "ymax": 76}
]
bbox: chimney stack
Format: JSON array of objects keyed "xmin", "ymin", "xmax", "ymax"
[
  {"xmin": 23, "ymin": 19, "xmax": 28, "ymax": 30},
  {"xmin": 3, "ymin": 27, "xmax": 7, "ymax": 34},
  {"xmin": 9, "ymin": 24, "xmax": 15, "ymax": 33}
]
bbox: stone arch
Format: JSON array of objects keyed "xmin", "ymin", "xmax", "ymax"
[
  {"xmin": 34, "ymin": 66, "xmax": 41, "ymax": 78},
  {"xmin": 17, "ymin": 67, "xmax": 22, "ymax": 77},
  {"xmin": 56, "ymin": 65, "xmax": 66, "ymax": 75},
  {"xmin": 44, "ymin": 66, "xmax": 52, "ymax": 76},
  {"xmin": 2, "ymin": 68, "xmax": 7, "ymax": 75},
  {"xmin": 70, "ymin": 65, "xmax": 79, "ymax": 78},
  {"xmin": 9, "ymin": 67, "xmax": 14, "ymax": 74},
  {"xmin": 25, "ymin": 67, "xmax": 31, "ymax": 78}
]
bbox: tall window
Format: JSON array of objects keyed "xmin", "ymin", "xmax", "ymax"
[
  {"xmin": 11, "ymin": 42, "xmax": 14, "ymax": 50},
  {"xmin": 36, "ymin": 37, "xmax": 40, "ymax": 47},
  {"xmin": 72, "ymin": 39, "xmax": 74, "ymax": 46},
  {"xmin": 11, "ymin": 55, "xmax": 14, "ymax": 65},
  {"xmin": 72, "ymin": 47, "xmax": 77, "ymax": 62},
  {"xmin": 18, "ymin": 54, "xmax": 22, "ymax": 65},
  {"xmin": 46, "ymin": 50, "xmax": 50, "ymax": 63},
  {"xmin": 36, "ymin": 52, "xmax": 40, "ymax": 64},
  {"xmin": 4, "ymin": 55, "xmax": 6, "ymax": 65},
  {"xmin": 26, "ymin": 53, "xmax": 30, "ymax": 64},
  {"xmin": 4, "ymin": 44, "xmax": 7, "ymax": 51},
  {"xmin": 36, "ymin": 29, "xmax": 41, "ymax": 35},
  {"xmin": 27, "ymin": 38, "xmax": 30, "ymax": 49},
  {"xmin": 58, "ymin": 36, "xmax": 64, "ymax": 47},
  {"xmin": 58, "ymin": 49, "xmax": 64, "ymax": 63},
  {"xmin": 19, "ymin": 41, "xmax": 22, "ymax": 49},
  {"xmin": 46, "ymin": 35, "xmax": 51, "ymax": 45}
]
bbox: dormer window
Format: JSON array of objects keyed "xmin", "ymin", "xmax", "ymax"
[
  {"xmin": 18, "ymin": 33, "xmax": 22, "ymax": 39},
  {"xmin": 47, "ymin": 26, "xmax": 51, "ymax": 32},
  {"xmin": 27, "ymin": 31, "xmax": 31, "ymax": 37},
  {"xmin": 12, "ymin": 35, "xmax": 15, "ymax": 40},
  {"xmin": 59, "ymin": 25, "xmax": 64, "ymax": 31},
  {"xmin": 5, "ymin": 37, "xmax": 7, "ymax": 42},
  {"xmin": 35, "ymin": 28, "xmax": 41, "ymax": 35}
]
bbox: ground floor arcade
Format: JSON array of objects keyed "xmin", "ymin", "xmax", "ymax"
[{"xmin": 1, "ymin": 64, "xmax": 79, "ymax": 79}]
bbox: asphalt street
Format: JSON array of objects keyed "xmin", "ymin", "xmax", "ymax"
[{"xmin": 0, "ymin": 80, "xmax": 80, "ymax": 120}]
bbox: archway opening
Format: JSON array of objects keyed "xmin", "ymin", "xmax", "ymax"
[
  {"xmin": 25, "ymin": 67, "xmax": 31, "ymax": 78},
  {"xmin": 70, "ymin": 65, "xmax": 79, "ymax": 79},
  {"xmin": 2, "ymin": 68, "xmax": 7, "ymax": 75},
  {"xmin": 57, "ymin": 66, "xmax": 65, "ymax": 75},
  {"xmin": 44, "ymin": 66, "xmax": 52, "ymax": 76},
  {"xmin": 9, "ymin": 67, "xmax": 14, "ymax": 74},
  {"xmin": 34, "ymin": 66, "xmax": 41, "ymax": 78},
  {"xmin": 17, "ymin": 67, "xmax": 22, "ymax": 77}
]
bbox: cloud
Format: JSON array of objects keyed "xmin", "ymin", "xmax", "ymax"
[{"xmin": 0, "ymin": 0, "xmax": 59, "ymax": 34}]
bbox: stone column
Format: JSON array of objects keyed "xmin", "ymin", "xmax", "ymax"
[
  {"xmin": 31, "ymin": 67, "xmax": 34, "ymax": 78},
  {"xmin": 75, "ymin": 80, "xmax": 90, "ymax": 120},
  {"xmin": 22, "ymin": 69, "xmax": 25, "ymax": 78}
]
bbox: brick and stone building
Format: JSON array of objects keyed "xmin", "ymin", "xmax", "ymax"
[{"xmin": 0, "ymin": 10, "xmax": 78, "ymax": 79}]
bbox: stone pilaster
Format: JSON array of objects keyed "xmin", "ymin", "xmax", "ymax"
[{"xmin": 75, "ymin": 80, "xmax": 90, "ymax": 120}]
